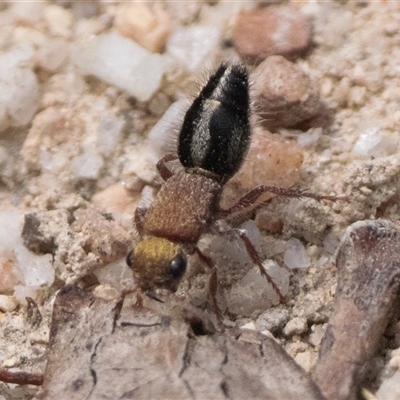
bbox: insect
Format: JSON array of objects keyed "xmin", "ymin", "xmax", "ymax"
[{"xmin": 127, "ymin": 63, "xmax": 338, "ymax": 315}]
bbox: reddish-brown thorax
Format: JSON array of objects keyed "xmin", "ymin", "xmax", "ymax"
[{"xmin": 142, "ymin": 170, "xmax": 222, "ymax": 244}]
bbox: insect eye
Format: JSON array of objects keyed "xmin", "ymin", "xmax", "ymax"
[
  {"xmin": 126, "ymin": 250, "xmax": 133, "ymax": 267},
  {"xmin": 169, "ymin": 254, "xmax": 187, "ymax": 278}
]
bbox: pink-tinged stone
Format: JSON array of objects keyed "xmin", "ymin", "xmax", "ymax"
[
  {"xmin": 92, "ymin": 184, "xmax": 140, "ymax": 215},
  {"xmin": 0, "ymin": 257, "xmax": 20, "ymax": 294},
  {"xmin": 21, "ymin": 107, "xmax": 77, "ymax": 173},
  {"xmin": 220, "ymin": 127, "xmax": 303, "ymax": 209},
  {"xmin": 253, "ymin": 55, "xmax": 321, "ymax": 129},
  {"xmin": 232, "ymin": 6, "xmax": 313, "ymax": 63},
  {"xmin": 114, "ymin": 3, "xmax": 171, "ymax": 54}
]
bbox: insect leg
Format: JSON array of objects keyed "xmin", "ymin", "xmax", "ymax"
[
  {"xmin": 0, "ymin": 369, "xmax": 43, "ymax": 386},
  {"xmin": 195, "ymin": 248, "xmax": 223, "ymax": 319},
  {"xmin": 215, "ymin": 224, "xmax": 284, "ymax": 301},
  {"xmin": 134, "ymin": 207, "xmax": 147, "ymax": 235},
  {"xmin": 128, "ymin": 207, "xmax": 147, "ymax": 274},
  {"xmin": 156, "ymin": 153, "xmax": 178, "ymax": 181},
  {"xmin": 234, "ymin": 228, "xmax": 284, "ymax": 302},
  {"xmin": 218, "ymin": 185, "xmax": 343, "ymax": 219},
  {"xmin": 112, "ymin": 286, "xmax": 140, "ymax": 332}
]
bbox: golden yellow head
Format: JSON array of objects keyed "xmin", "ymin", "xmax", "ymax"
[{"xmin": 126, "ymin": 237, "xmax": 187, "ymax": 293}]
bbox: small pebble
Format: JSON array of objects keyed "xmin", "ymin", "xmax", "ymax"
[
  {"xmin": 322, "ymin": 232, "xmax": 340, "ymax": 255},
  {"xmin": 92, "ymin": 284, "xmax": 120, "ymax": 301},
  {"xmin": 220, "ymin": 127, "xmax": 303, "ymax": 208},
  {"xmin": 351, "ymin": 125, "xmax": 398, "ymax": 159},
  {"xmin": 232, "ymin": 6, "xmax": 312, "ymax": 62},
  {"xmin": 294, "ymin": 351, "xmax": 314, "ymax": 372},
  {"xmin": 22, "ymin": 107, "xmax": 73, "ymax": 173},
  {"xmin": 253, "ymin": 55, "xmax": 321, "ymax": 129},
  {"xmin": 238, "ymin": 327, "xmax": 264, "ymax": 345},
  {"xmin": 92, "ymin": 184, "xmax": 139, "ymax": 215},
  {"xmin": 256, "ymin": 308, "xmax": 290, "ymax": 333},
  {"xmin": 306, "ymin": 245, "xmax": 320, "ymax": 259},
  {"xmin": 283, "ymin": 317, "xmax": 308, "ymax": 336},
  {"xmin": 122, "ymin": 145, "xmax": 160, "ymax": 184},
  {"xmin": 13, "ymin": 285, "xmax": 40, "ymax": 305},
  {"xmin": 0, "ymin": 209, "xmax": 21, "ymax": 255},
  {"xmin": 255, "ymin": 209, "xmax": 284, "ymax": 234},
  {"xmin": 240, "ymin": 322, "xmax": 256, "ymax": 331},
  {"xmin": 71, "ymin": 2, "xmax": 99, "ymax": 19},
  {"xmin": 2, "ymin": 357, "xmax": 17, "ymax": 368},
  {"xmin": 388, "ymin": 348, "xmax": 400, "ymax": 369},
  {"xmin": 284, "ymin": 238, "xmax": 310, "ymax": 270},
  {"xmin": 308, "ymin": 324, "xmax": 325, "ymax": 347},
  {"xmin": 166, "ymin": 25, "xmax": 220, "ymax": 72},
  {"xmin": 93, "ymin": 259, "xmax": 135, "ymax": 292},
  {"xmin": 71, "ymin": 209, "xmax": 131, "ymax": 267},
  {"xmin": 72, "ymin": 32, "xmax": 166, "ymax": 102},
  {"xmin": 97, "ymin": 116, "xmax": 125, "ymax": 158},
  {"xmin": 0, "ymin": 295, "xmax": 18, "ymax": 312},
  {"xmin": 226, "ymin": 266, "xmax": 280, "ymax": 317},
  {"xmin": 166, "ymin": 2, "xmax": 201, "ymax": 25},
  {"xmin": 297, "ymin": 128, "xmax": 322, "ymax": 147},
  {"xmin": 71, "ymin": 151, "xmax": 104, "ymax": 180},
  {"xmin": 74, "ymin": 18, "xmax": 105, "ymax": 39},
  {"xmin": 114, "ymin": 3, "xmax": 171, "ymax": 53},
  {"xmin": 293, "ymin": 294, "xmax": 327, "ymax": 324},
  {"xmin": 13, "ymin": 242, "xmax": 55, "ymax": 287},
  {"xmin": 0, "ymin": 258, "xmax": 20, "ymax": 293},
  {"xmin": 14, "ymin": 26, "xmax": 47, "ymax": 48},
  {"xmin": 10, "ymin": 2, "xmax": 44, "ymax": 23},
  {"xmin": 36, "ymin": 38, "xmax": 69, "ymax": 72},
  {"xmin": 286, "ymin": 341, "xmax": 309, "ymax": 357},
  {"xmin": 43, "ymin": 5, "xmax": 73, "ymax": 38},
  {"xmin": 0, "ymin": 43, "xmax": 39, "ymax": 130},
  {"xmin": 377, "ymin": 371, "xmax": 400, "ymax": 400}
]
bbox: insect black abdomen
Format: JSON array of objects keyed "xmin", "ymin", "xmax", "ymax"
[{"xmin": 178, "ymin": 64, "xmax": 251, "ymax": 183}]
